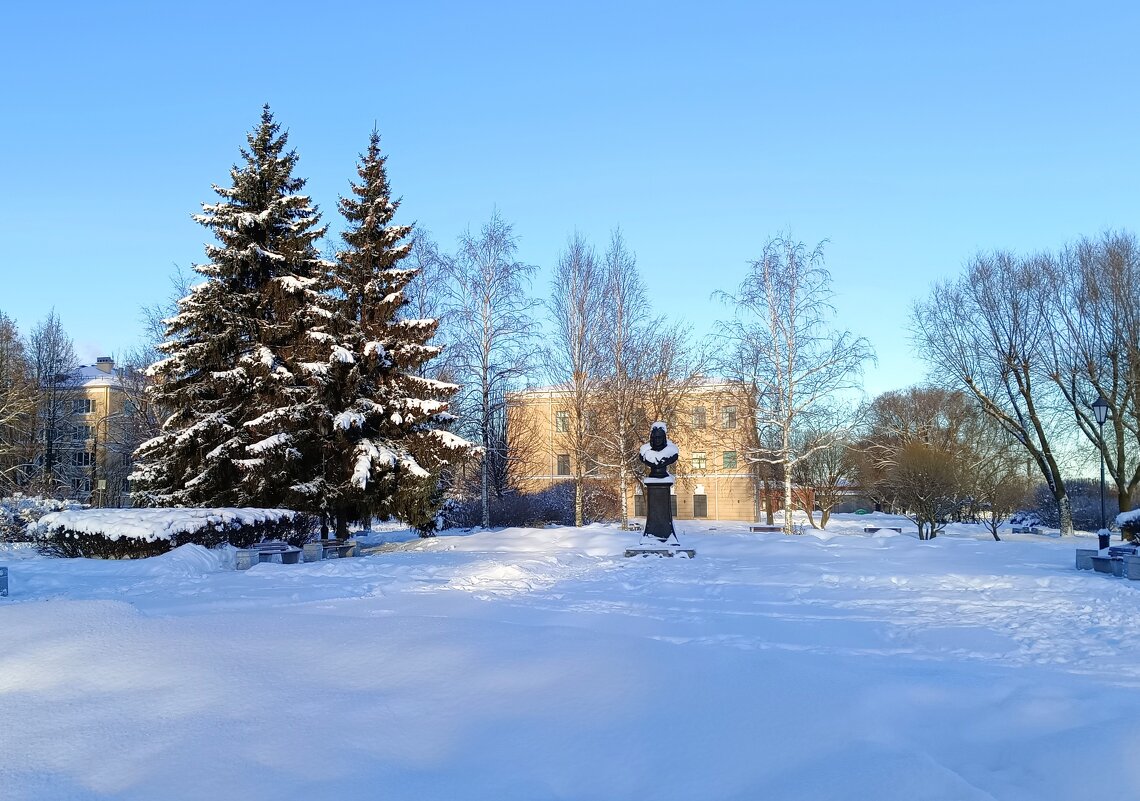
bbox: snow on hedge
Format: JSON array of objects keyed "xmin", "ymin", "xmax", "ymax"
[
  {"xmin": 1, "ymin": 494, "xmax": 85, "ymax": 540},
  {"xmin": 32, "ymin": 507, "xmax": 299, "ymax": 543}
]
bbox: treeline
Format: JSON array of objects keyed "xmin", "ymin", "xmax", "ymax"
[
  {"xmin": 6, "ymin": 105, "xmax": 1135, "ymax": 540},
  {"xmin": 914, "ymin": 232, "xmax": 1140, "ymax": 535},
  {"xmin": 772, "ymin": 233, "xmax": 1140, "ymax": 540}
]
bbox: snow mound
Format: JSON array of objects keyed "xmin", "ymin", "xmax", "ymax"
[{"xmin": 148, "ymin": 544, "xmax": 228, "ymax": 576}]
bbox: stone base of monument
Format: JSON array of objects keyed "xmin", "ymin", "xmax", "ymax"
[{"xmin": 624, "ymin": 534, "xmax": 695, "ymax": 559}]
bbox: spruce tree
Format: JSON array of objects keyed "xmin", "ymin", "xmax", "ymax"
[
  {"xmin": 316, "ymin": 129, "xmax": 470, "ymax": 535},
  {"xmin": 132, "ymin": 106, "xmax": 332, "ymax": 508}
]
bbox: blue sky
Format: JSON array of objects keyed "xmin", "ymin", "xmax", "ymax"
[{"xmin": 3, "ymin": 1, "xmax": 1138, "ymax": 397}]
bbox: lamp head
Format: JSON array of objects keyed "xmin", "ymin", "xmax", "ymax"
[{"xmin": 1092, "ymin": 395, "xmax": 1109, "ymax": 425}]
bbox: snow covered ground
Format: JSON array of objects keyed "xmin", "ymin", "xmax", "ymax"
[{"xmin": 2, "ymin": 513, "xmax": 1139, "ymax": 801}]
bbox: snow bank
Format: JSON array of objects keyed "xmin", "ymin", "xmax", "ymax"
[{"xmin": 3, "ymin": 515, "xmax": 1140, "ymax": 801}]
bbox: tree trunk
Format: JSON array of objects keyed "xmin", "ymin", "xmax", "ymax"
[
  {"xmin": 1118, "ymin": 486, "xmax": 1133, "ymax": 516},
  {"xmin": 1058, "ymin": 494, "xmax": 1073, "ymax": 537},
  {"xmin": 575, "ymin": 473, "xmax": 584, "ymax": 527},
  {"xmin": 763, "ymin": 475, "xmax": 775, "ymax": 525},
  {"xmin": 619, "ymin": 464, "xmax": 629, "ymax": 530},
  {"xmin": 751, "ymin": 462, "xmax": 762, "ymax": 523},
  {"xmin": 480, "ymin": 384, "xmax": 490, "ymax": 528},
  {"xmin": 783, "ymin": 467, "xmax": 794, "ymax": 535}
]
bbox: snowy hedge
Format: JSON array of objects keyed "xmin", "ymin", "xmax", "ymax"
[
  {"xmin": 1, "ymin": 495, "xmax": 86, "ymax": 543},
  {"xmin": 32, "ymin": 507, "xmax": 316, "ymax": 559}
]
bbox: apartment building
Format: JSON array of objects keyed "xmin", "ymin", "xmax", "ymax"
[
  {"xmin": 508, "ymin": 380, "xmax": 763, "ymax": 522},
  {"xmin": 63, "ymin": 357, "xmax": 136, "ymax": 506}
]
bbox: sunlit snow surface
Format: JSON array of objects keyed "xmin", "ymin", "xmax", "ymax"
[{"xmin": 2, "ymin": 514, "xmax": 1140, "ymax": 801}]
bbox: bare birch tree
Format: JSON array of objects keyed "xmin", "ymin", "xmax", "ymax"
[
  {"xmin": 0, "ymin": 312, "xmax": 35, "ymax": 493},
  {"xmin": 403, "ymin": 231, "xmax": 454, "ymax": 380},
  {"xmin": 548, "ymin": 232, "xmax": 605, "ymax": 527},
  {"xmin": 590, "ymin": 230, "xmax": 655, "ymax": 529},
  {"xmin": 913, "ymin": 252, "xmax": 1074, "ymax": 534},
  {"xmin": 715, "ymin": 236, "xmax": 873, "ymax": 535},
  {"xmin": 441, "ymin": 211, "xmax": 540, "ymax": 528},
  {"xmin": 27, "ymin": 312, "xmax": 79, "ymax": 497}
]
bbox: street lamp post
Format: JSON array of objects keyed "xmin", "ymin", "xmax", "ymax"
[{"xmin": 1092, "ymin": 395, "xmax": 1110, "ymax": 549}]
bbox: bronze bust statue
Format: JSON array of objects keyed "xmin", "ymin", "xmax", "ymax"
[{"xmin": 638, "ymin": 422, "xmax": 678, "ymax": 480}]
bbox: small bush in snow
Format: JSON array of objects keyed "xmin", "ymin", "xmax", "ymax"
[
  {"xmin": 0, "ymin": 495, "xmax": 86, "ymax": 543},
  {"xmin": 441, "ymin": 480, "xmax": 620, "ymax": 529}
]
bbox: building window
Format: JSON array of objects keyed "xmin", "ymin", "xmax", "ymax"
[
  {"xmin": 555, "ymin": 410, "xmax": 569, "ymax": 433},
  {"xmin": 670, "ymin": 495, "xmax": 678, "ymax": 516},
  {"xmin": 692, "ymin": 406, "xmax": 706, "ymax": 429},
  {"xmin": 722, "ymin": 405, "xmax": 737, "ymax": 429},
  {"xmin": 693, "ymin": 494, "xmax": 708, "ymax": 518},
  {"xmin": 74, "ymin": 451, "xmax": 94, "ymax": 467},
  {"xmin": 723, "ymin": 450, "xmax": 738, "ymax": 470},
  {"xmin": 691, "ymin": 451, "xmax": 707, "ymax": 471},
  {"xmin": 71, "ymin": 477, "xmax": 92, "ymax": 495},
  {"xmin": 73, "ymin": 424, "xmax": 93, "ymax": 441},
  {"xmin": 73, "ymin": 398, "xmax": 95, "ymax": 415},
  {"xmin": 556, "ymin": 453, "xmax": 570, "ymax": 476},
  {"xmin": 634, "ymin": 494, "xmax": 646, "ymax": 517}
]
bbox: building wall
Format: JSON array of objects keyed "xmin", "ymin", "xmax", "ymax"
[
  {"xmin": 62, "ymin": 360, "xmax": 134, "ymax": 506},
  {"xmin": 508, "ymin": 382, "xmax": 763, "ymax": 521}
]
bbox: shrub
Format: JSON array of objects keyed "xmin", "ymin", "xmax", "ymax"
[
  {"xmin": 33, "ymin": 508, "xmax": 316, "ymax": 559},
  {"xmin": 1, "ymin": 495, "xmax": 85, "ymax": 542},
  {"xmin": 1031, "ymin": 479, "xmax": 1119, "ymax": 532},
  {"xmin": 440, "ymin": 480, "xmax": 621, "ymax": 529}
]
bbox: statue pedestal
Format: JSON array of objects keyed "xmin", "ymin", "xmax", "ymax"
[
  {"xmin": 643, "ymin": 481, "xmax": 675, "ymax": 541},
  {"xmin": 626, "ymin": 479, "xmax": 695, "ymax": 558},
  {"xmin": 625, "ymin": 536, "xmax": 695, "ymax": 558}
]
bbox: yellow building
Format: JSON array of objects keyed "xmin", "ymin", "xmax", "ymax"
[
  {"xmin": 65, "ymin": 357, "xmax": 137, "ymax": 506},
  {"xmin": 508, "ymin": 381, "xmax": 762, "ymax": 521}
]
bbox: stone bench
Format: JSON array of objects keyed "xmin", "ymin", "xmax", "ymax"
[
  {"xmin": 235, "ymin": 541, "xmax": 303, "ymax": 570},
  {"xmin": 1091, "ymin": 555, "xmax": 1125, "ymax": 578},
  {"xmin": 863, "ymin": 526, "xmax": 902, "ymax": 534},
  {"xmin": 1076, "ymin": 548, "xmax": 1097, "ymax": 570},
  {"xmin": 748, "ymin": 525, "xmax": 783, "ymax": 533},
  {"xmin": 303, "ymin": 539, "xmax": 358, "ymax": 562}
]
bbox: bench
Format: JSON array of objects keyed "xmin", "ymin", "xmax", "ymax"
[
  {"xmin": 235, "ymin": 540, "xmax": 303, "ymax": 570},
  {"xmin": 863, "ymin": 526, "xmax": 902, "ymax": 534},
  {"xmin": 1010, "ymin": 526, "xmax": 1044, "ymax": 535},
  {"xmin": 749, "ymin": 525, "xmax": 783, "ymax": 533},
  {"xmin": 303, "ymin": 539, "xmax": 358, "ymax": 562},
  {"xmin": 1091, "ymin": 555, "xmax": 1125, "ymax": 577}
]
